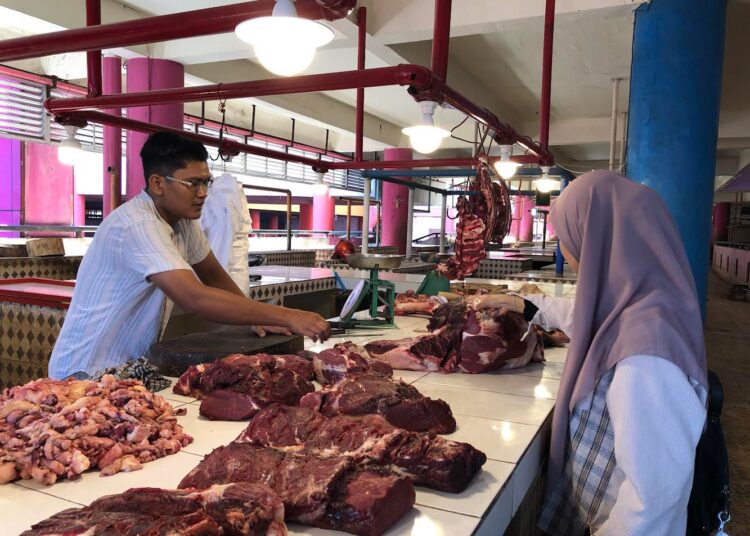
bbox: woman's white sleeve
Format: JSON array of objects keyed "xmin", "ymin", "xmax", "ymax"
[
  {"xmin": 596, "ymin": 355, "xmax": 706, "ymax": 536},
  {"xmin": 523, "ymin": 294, "xmax": 575, "ymax": 336}
]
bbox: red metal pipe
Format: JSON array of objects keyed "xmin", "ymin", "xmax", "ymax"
[
  {"xmin": 431, "ymin": 0, "xmax": 452, "ymax": 82},
  {"xmin": 327, "ymin": 154, "xmax": 538, "ymax": 170},
  {"xmin": 0, "ymin": 0, "xmax": 356, "ymax": 63},
  {"xmin": 86, "ymin": 0, "xmax": 102, "ymax": 97},
  {"xmin": 0, "ymin": 65, "xmax": 86, "ymax": 95},
  {"xmin": 47, "ymin": 65, "xmax": 432, "ymax": 114},
  {"xmin": 539, "ymin": 0, "xmax": 555, "ymax": 152},
  {"xmin": 354, "ymin": 6, "xmax": 366, "ymax": 161}
]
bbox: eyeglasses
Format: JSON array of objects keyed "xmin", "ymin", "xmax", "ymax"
[{"xmin": 164, "ymin": 175, "xmax": 214, "ymax": 192}]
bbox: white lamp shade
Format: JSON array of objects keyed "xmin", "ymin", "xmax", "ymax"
[
  {"xmin": 402, "ymin": 125, "xmax": 450, "ymax": 154},
  {"xmin": 57, "ymin": 136, "xmax": 81, "ymax": 166},
  {"xmin": 236, "ymin": 16, "xmax": 334, "ymax": 77},
  {"xmin": 493, "ymin": 160, "xmax": 521, "ymax": 179},
  {"xmin": 535, "ymin": 177, "xmax": 560, "ymax": 193}
]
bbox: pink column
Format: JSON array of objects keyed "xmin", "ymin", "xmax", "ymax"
[
  {"xmin": 312, "ymin": 193, "xmax": 335, "ymax": 234},
  {"xmin": 0, "ymin": 138, "xmax": 21, "ymax": 237},
  {"xmin": 267, "ymin": 213, "xmax": 279, "ymax": 230},
  {"xmin": 519, "ymin": 196, "xmax": 535, "ymax": 242},
  {"xmin": 249, "ymin": 209, "xmax": 261, "ymax": 231},
  {"xmin": 712, "ymin": 202, "xmax": 730, "ymax": 243},
  {"xmin": 381, "ymin": 148, "xmax": 412, "ymax": 254},
  {"xmin": 102, "ymin": 56, "xmax": 122, "ymax": 216},
  {"xmin": 24, "ymin": 143, "xmax": 74, "ymax": 232},
  {"xmin": 73, "ymin": 195, "xmax": 86, "ymax": 226},
  {"xmin": 125, "ymin": 58, "xmax": 184, "ymax": 200},
  {"xmin": 509, "ymin": 195, "xmax": 522, "ymax": 240},
  {"xmin": 299, "ymin": 204, "xmax": 313, "ymax": 231}
]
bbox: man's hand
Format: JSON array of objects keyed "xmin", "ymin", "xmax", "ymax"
[
  {"xmin": 284, "ymin": 309, "xmax": 331, "ymax": 342},
  {"xmin": 250, "ymin": 325, "xmax": 293, "ymax": 337}
]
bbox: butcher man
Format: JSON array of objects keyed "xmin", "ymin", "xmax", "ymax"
[{"xmin": 49, "ymin": 131, "xmax": 330, "ymax": 380}]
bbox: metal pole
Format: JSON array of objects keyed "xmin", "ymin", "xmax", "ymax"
[
  {"xmin": 539, "ymin": 0, "xmax": 555, "ymax": 152},
  {"xmin": 555, "ymin": 176, "xmax": 569, "ymax": 275},
  {"xmin": 541, "ymin": 211, "xmax": 548, "ymax": 249},
  {"xmin": 440, "ymin": 194, "xmax": 447, "ymax": 254},
  {"xmin": 406, "ymin": 187, "xmax": 415, "ymax": 259},
  {"xmin": 286, "ymin": 196, "xmax": 292, "ymax": 251},
  {"xmin": 609, "ymin": 78, "xmax": 620, "ymax": 170},
  {"xmin": 362, "ymin": 178, "xmax": 371, "ymax": 254},
  {"xmin": 85, "ymin": 0, "xmax": 102, "ymax": 97},
  {"xmin": 346, "ymin": 200, "xmax": 352, "ymax": 241},
  {"xmin": 376, "ymin": 202, "xmax": 381, "ymax": 246},
  {"xmin": 619, "ymin": 111, "xmax": 628, "ymax": 173},
  {"xmin": 354, "ymin": 7, "xmax": 366, "ymax": 161},
  {"xmin": 431, "ymin": 0, "xmax": 452, "ymax": 82}
]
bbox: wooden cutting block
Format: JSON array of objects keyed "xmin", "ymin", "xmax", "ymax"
[
  {"xmin": 146, "ymin": 327, "xmax": 304, "ymax": 377},
  {"xmin": 450, "ymin": 281, "xmax": 509, "ymax": 295},
  {"xmin": 0, "ymin": 244, "xmax": 28, "ymax": 258},
  {"xmin": 26, "ymin": 238, "xmax": 65, "ymax": 257}
]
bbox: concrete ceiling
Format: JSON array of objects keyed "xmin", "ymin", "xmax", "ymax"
[{"xmin": 0, "ymin": 0, "xmax": 748, "ymax": 179}]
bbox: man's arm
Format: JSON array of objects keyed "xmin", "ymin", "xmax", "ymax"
[
  {"xmin": 149, "ymin": 269, "xmax": 330, "ymax": 341},
  {"xmin": 192, "ymin": 251, "xmax": 244, "ymax": 296}
]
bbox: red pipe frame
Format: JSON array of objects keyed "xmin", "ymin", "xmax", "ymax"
[
  {"xmin": 85, "ymin": 0, "xmax": 102, "ymax": 97},
  {"xmin": 13, "ymin": 0, "xmax": 555, "ymax": 170},
  {"xmin": 354, "ymin": 6, "xmax": 366, "ymax": 161},
  {"xmin": 539, "ymin": 0, "xmax": 555, "ymax": 152},
  {"xmin": 0, "ymin": 0, "xmax": 356, "ymax": 63}
]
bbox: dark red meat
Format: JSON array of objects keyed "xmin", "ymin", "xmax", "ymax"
[{"xmin": 311, "ymin": 342, "xmax": 393, "ymax": 386}]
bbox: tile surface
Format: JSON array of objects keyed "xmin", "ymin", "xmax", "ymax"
[{"xmin": 3, "ymin": 483, "xmax": 84, "ymax": 536}]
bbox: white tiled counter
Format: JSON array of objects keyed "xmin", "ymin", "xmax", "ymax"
[
  {"xmin": 4, "ymin": 314, "xmax": 566, "ymax": 536},
  {"xmin": 247, "ymin": 265, "xmax": 337, "ymax": 305}
]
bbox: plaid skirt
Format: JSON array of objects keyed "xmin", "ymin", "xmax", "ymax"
[{"xmin": 538, "ymin": 369, "xmax": 617, "ymax": 535}]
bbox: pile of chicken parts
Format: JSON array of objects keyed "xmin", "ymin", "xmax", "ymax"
[{"xmin": 0, "ymin": 375, "xmax": 191, "ymax": 485}]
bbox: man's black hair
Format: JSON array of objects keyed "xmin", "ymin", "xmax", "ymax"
[{"xmin": 140, "ymin": 131, "xmax": 209, "ymax": 185}]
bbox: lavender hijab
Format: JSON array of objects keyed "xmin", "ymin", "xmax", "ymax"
[{"xmin": 547, "ymin": 170, "xmax": 707, "ymax": 492}]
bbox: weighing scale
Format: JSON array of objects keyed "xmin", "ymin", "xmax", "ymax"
[{"xmin": 335, "ymin": 254, "xmax": 401, "ymax": 329}]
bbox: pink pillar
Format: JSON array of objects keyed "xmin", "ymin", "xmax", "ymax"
[
  {"xmin": 299, "ymin": 204, "xmax": 313, "ymax": 230},
  {"xmin": 510, "ymin": 195, "xmax": 522, "ymax": 240},
  {"xmin": 125, "ymin": 58, "xmax": 184, "ymax": 200},
  {"xmin": 267, "ymin": 214, "xmax": 279, "ymax": 230},
  {"xmin": 249, "ymin": 209, "xmax": 261, "ymax": 231},
  {"xmin": 712, "ymin": 202, "xmax": 730, "ymax": 243},
  {"xmin": 102, "ymin": 56, "xmax": 122, "ymax": 216},
  {"xmin": 519, "ymin": 196, "xmax": 535, "ymax": 242},
  {"xmin": 0, "ymin": 138, "xmax": 21, "ymax": 237},
  {"xmin": 73, "ymin": 195, "xmax": 86, "ymax": 226},
  {"xmin": 312, "ymin": 193, "xmax": 335, "ymax": 233},
  {"xmin": 381, "ymin": 148, "xmax": 412, "ymax": 254},
  {"xmin": 24, "ymin": 143, "xmax": 74, "ymax": 232}
]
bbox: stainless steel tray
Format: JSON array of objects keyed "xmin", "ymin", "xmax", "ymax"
[{"xmin": 345, "ymin": 253, "xmax": 404, "ymax": 270}]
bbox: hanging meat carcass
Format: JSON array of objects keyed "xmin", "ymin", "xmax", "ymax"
[{"xmin": 438, "ymin": 163, "xmax": 512, "ymax": 280}]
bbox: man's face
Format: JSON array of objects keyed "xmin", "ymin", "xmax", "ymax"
[{"xmin": 148, "ymin": 160, "xmax": 211, "ymax": 221}]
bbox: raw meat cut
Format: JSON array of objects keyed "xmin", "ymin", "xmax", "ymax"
[
  {"xmin": 179, "ymin": 443, "xmax": 415, "ymax": 536},
  {"xmin": 299, "ymin": 373, "xmax": 456, "ymax": 434},
  {"xmin": 0, "ymin": 375, "xmax": 191, "ymax": 486},
  {"xmin": 438, "ymin": 163, "xmax": 511, "ymax": 280},
  {"xmin": 311, "ymin": 342, "xmax": 393, "ymax": 386},
  {"xmin": 365, "ymin": 300, "xmax": 543, "ymax": 373},
  {"xmin": 238, "ymin": 404, "xmax": 487, "ymax": 493},
  {"xmin": 394, "ymin": 290, "xmax": 447, "ymax": 316},
  {"xmin": 21, "ymin": 483, "xmax": 287, "ymax": 536},
  {"xmin": 172, "ymin": 353, "xmax": 315, "ymax": 421}
]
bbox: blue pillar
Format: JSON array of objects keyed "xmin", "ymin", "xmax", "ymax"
[{"xmin": 625, "ymin": 0, "xmax": 727, "ymax": 315}]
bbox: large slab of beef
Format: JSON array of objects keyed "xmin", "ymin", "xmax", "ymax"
[
  {"xmin": 21, "ymin": 483, "xmax": 287, "ymax": 536},
  {"xmin": 0, "ymin": 375, "xmax": 192, "ymax": 486},
  {"xmin": 394, "ymin": 290, "xmax": 447, "ymax": 316},
  {"xmin": 300, "ymin": 373, "xmax": 456, "ymax": 434},
  {"xmin": 365, "ymin": 300, "xmax": 543, "ymax": 373},
  {"xmin": 310, "ymin": 342, "xmax": 393, "ymax": 386},
  {"xmin": 179, "ymin": 443, "xmax": 414, "ymax": 536},
  {"xmin": 238, "ymin": 404, "xmax": 486, "ymax": 493},
  {"xmin": 172, "ymin": 353, "xmax": 315, "ymax": 421},
  {"xmin": 438, "ymin": 164, "xmax": 511, "ymax": 280}
]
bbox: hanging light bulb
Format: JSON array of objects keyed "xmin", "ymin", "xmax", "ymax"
[
  {"xmin": 57, "ymin": 125, "xmax": 81, "ymax": 166},
  {"xmin": 493, "ymin": 144, "xmax": 522, "ymax": 179},
  {"xmin": 311, "ymin": 171, "xmax": 330, "ymax": 196},
  {"xmin": 235, "ymin": 0, "xmax": 334, "ymax": 77},
  {"xmin": 535, "ymin": 166, "xmax": 560, "ymax": 193},
  {"xmin": 401, "ymin": 101, "xmax": 450, "ymax": 155}
]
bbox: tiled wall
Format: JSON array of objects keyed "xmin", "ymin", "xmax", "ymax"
[
  {"xmin": 0, "ymin": 256, "xmax": 82, "ymax": 280},
  {"xmin": 253, "ymin": 251, "xmax": 318, "ymax": 267},
  {"xmin": 0, "ymin": 302, "xmax": 64, "ymax": 388},
  {"xmin": 713, "ymin": 245, "xmax": 750, "ymax": 285},
  {"xmin": 473, "ymin": 259, "xmax": 534, "ymax": 279}
]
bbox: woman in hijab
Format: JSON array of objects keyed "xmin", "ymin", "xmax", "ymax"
[{"xmin": 481, "ymin": 171, "xmax": 708, "ymax": 534}]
